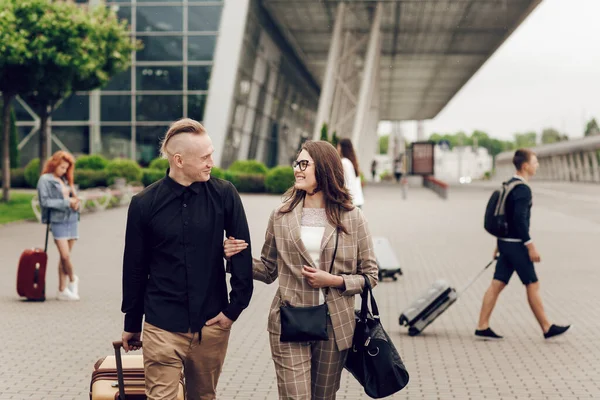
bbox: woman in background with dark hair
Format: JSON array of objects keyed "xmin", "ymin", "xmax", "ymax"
[
  {"xmin": 224, "ymin": 140, "xmax": 378, "ymax": 399},
  {"xmin": 36, "ymin": 151, "xmax": 81, "ymax": 301},
  {"xmin": 337, "ymin": 138, "xmax": 364, "ymax": 209}
]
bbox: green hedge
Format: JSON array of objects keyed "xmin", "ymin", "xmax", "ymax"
[
  {"xmin": 265, "ymin": 166, "xmax": 295, "ymax": 194},
  {"xmin": 105, "ymin": 158, "xmax": 143, "ymax": 185},
  {"xmin": 75, "ymin": 169, "xmax": 108, "ymax": 189},
  {"xmin": 227, "ymin": 172, "xmax": 266, "ymax": 193},
  {"xmin": 24, "ymin": 158, "xmax": 41, "ymax": 188},
  {"xmin": 210, "ymin": 167, "xmax": 224, "ymax": 180},
  {"xmin": 149, "ymin": 158, "xmax": 169, "ymax": 170},
  {"xmin": 75, "ymin": 154, "xmax": 109, "ymax": 170},
  {"xmin": 4, "ymin": 168, "xmax": 29, "ymax": 188},
  {"xmin": 142, "ymin": 168, "xmax": 164, "ymax": 187},
  {"xmin": 228, "ymin": 160, "xmax": 268, "ymax": 175},
  {"xmin": 0, "ymin": 168, "xmax": 29, "ymax": 188}
]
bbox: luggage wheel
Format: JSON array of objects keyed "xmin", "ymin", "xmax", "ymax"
[{"xmin": 408, "ymin": 327, "xmax": 420, "ymax": 337}]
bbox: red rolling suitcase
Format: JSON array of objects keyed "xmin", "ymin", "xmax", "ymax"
[{"xmin": 17, "ymin": 222, "xmax": 49, "ymax": 301}]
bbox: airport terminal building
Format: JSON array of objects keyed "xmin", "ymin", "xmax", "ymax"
[{"xmin": 13, "ymin": 0, "xmax": 542, "ymax": 170}]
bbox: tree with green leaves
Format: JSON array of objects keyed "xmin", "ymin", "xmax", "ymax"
[
  {"xmin": 0, "ymin": 0, "xmax": 31, "ymax": 201},
  {"xmin": 585, "ymin": 118, "xmax": 599, "ymax": 136},
  {"xmin": 378, "ymin": 134, "xmax": 389, "ymax": 154},
  {"xmin": 0, "ymin": 103, "xmax": 19, "ymax": 168},
  {"xmin": 20, "ymin": 1, "xmax": 138, "ymax": 171},
  {"xmin": 320, "ymin": 123, "xmax": 329, "ymax": 142},
  {"xmin": 513, "ymin": 132, "xmax": 537, "ymax": 148},
  {"xmin": 541, "ymin": 128, "xmax": 566, "ymax": 144},
  {"xmin": 331, "ymin": 131, "xmax": 339, "ymax": 147}
]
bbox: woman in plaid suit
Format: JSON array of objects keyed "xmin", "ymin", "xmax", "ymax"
[{"xmin": 225, "ymin": 140, "xmax": 378, "ymax": 399}]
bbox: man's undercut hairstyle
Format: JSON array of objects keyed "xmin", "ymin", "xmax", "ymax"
[
  {"xmin": 513, "ymin": 148, "xmax": 535, "ymax": 171},
  {"xmin": 160, "ymin": 118, "xmax": 206, "ymax": 158}
]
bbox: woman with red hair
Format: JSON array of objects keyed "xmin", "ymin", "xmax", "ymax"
[{"xmin": 37, "ymin": 151, "xmax": 81, "ymax": 301}]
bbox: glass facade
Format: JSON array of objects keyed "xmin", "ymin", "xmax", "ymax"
[
  {"xmin": 14, "ymin": 0, "xmax": 223, "ymax": 166},
  {"xmin": 220, "ymin": 2, "xmax": 319, "ymax": 168},
  {"xmin": 13, "ymin": 0, "xmax": 320, "ymax": 169}
]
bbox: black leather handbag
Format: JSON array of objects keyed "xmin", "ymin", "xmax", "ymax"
[
  {"xmin": 345, "ymin": 275, "xmax": 410, "ymax": 398},
  {"xmin": 279, "ymin": 229, "xmax": 339, "ymax": 342}
]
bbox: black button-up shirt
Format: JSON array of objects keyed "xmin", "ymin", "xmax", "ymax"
[{"xmin": 121, "ymin": 173, "xmax": 253, "ymax": 333}]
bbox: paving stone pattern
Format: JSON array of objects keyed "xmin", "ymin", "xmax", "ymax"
[{"xmin": 0, "ymin": 182, "xmax": 598, "ymax": 399}]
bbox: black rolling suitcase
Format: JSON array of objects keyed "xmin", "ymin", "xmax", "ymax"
[{"xmin": 399, "ymin": 259, "xmax": 496, "ymax": 336}]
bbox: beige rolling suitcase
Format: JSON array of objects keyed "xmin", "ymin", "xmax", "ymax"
[{"xmin": 90, "ymin": 341, "xmax": 185, "ymax": 399}]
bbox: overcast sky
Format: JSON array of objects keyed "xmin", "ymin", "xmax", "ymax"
[{"xmin": 379, "ymin": 0, "xmax": 600, "ymax": 142}]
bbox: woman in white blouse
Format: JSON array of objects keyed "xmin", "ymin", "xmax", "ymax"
[{"xmin": 337, "ymin": 138, "xmax": 364, "ymax": 208}]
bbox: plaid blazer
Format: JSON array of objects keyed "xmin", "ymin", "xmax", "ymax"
[{"xmin": 253, "ymin": 201, "xmax": 378, "ymax": 351}]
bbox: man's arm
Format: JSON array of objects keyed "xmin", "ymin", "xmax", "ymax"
[
  {"xmin": 511, "ymin": 185, "xmax": 532, "ymax": 244},
  {"xmin": 121, "ymin": 196, "xmax": 149, "ymax": 334},
  {"xmin": 511, "ymin": 185, "xmax": 540, "ymax": 261},
  {"xmin": 222, "ymin": 182, "xmax": 253, "ymax": 321}
]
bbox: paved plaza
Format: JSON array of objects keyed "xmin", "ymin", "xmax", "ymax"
[{"xmin": 1, "ymin": 181, "xmax": 599, "ymax": 399}]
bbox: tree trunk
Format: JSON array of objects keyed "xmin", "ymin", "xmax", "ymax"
[
  {"xmin": 2, "ymin": 93, "xmax": 13, "ymax": 202},
  {"xmin": 38, "ymin": 107, "xmax": 50, "ymax": 175}
]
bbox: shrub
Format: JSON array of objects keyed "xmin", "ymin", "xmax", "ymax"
[
  {"xmin": 24, "ymin": 158, "xmax": 41, "ymax": 188},
  {"xmin": 142, "ymin": 168, "xmax": 164, "ymax": 186},
  {"xmin": 227, "ymin": 172, "xmax": 266, "ymax": 193},
  {"xmin": 75, "ymin": 154, "xmax": 109, "ymax": 170},
  {"xmin": 379, "ymin": 170, "xmax": 393, "ymax": 182},
  {"xmin": 105, "ymin": 158, "xmax": 143, "ymax": 185},
  {"xmin": 75, "ymin": 169, "xmax": 109, "ymax": 189},
  {"xmin": 228, "ymin": 160, "xmax": 268, "ymax": 175},
  {"xmin": 149, "ymin": 157, "xmax": 169, "ymax": 171},
  {"xmin": 210, "ymin": 167, "xmax": 225, "ymax": 180},
  {"xmin": 7, "ymin": 168, "xmax": 28, "ymax": 188},
  {"xmin": 265, "ymin": 166, "xmax": 295, "ymax": 194}
]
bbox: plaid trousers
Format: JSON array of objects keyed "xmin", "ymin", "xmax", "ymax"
[{"xmin": 269, "ymin": 317, "xmax": 349, "ymax": 400}]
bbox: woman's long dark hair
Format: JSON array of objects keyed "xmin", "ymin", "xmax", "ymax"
[
  {"xmin": 279, "ymin": 140, "xmax": 354, "ymax": 233},
  {"xmin": 338, "ymin": 138, "xmax": 360, "ymax": 177}
]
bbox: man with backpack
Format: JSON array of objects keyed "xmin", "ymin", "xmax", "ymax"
[{"xmin": 476, "ymin": 149, "xmax": 570, "ymax": 340}]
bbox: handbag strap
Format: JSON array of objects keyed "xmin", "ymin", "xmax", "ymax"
[
  {"xmin": 359, "ymin": 275, "xmax": 380, "ymax": 321},
  {"xmin": 323, "ymin": 228, "xmax": 339, "ymax": 298}
]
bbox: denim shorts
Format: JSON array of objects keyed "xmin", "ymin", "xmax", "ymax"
[{"xmin": 50, "ymin": 214, "xmax": 79, "ymax": 240}]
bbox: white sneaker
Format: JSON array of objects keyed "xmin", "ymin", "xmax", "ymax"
[
  {"xmin": 57, "ymin": 288, "xmax": 80, "ymax": 301},
  {"xmin": 68, "ymin": 275, "xmax": 79, "ymax": 297}
]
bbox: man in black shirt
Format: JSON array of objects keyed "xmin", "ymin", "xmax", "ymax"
[
  {"xmin": 121, "ymin": 119, "xmax": 253, "ymax": 399},
  {"xmin": 476, "ymin": 149, "xmax": 570, "ymax": 341}
]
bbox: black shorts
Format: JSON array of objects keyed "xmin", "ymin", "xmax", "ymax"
[{"xmin": 493, "ymin": 240, "xmax": 538, "ymax": 285}]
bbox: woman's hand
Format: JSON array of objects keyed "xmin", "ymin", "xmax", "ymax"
[
  {"xmin": 301, "ymin": 266, "xmax": 344, "ymax": 289},
  {"xmin": 69, "ymin": 197, "xmax": 80, "ymax": 211},
  {"xmin": 223, "ymin": 236, "xmax": 248, "ymax": 260}
]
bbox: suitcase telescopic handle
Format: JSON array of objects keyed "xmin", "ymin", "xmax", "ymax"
[
  {"xmin": 112, "ymin": 341, "xmax": 143, "ymax": 400},
  {"xmin": 457, "ymin": 258, "xmax": 497, "ymax": 297}
]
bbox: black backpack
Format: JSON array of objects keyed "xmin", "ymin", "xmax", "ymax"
[{"xmin": 484, "ymin": 180, "xmax": 526, "ymax": 237}]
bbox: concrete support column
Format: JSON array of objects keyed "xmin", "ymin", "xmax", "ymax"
[
  {"xmin": 589, "ymin": 151, "xmax": 600, "ymax": 183},
  {"xmin": 552, "ymin": 156, "xmax": 562, "ymax": 180},
  {"xmin": 88, "ymin": 0, "xmax": 102, "ymax": 155},
  {"xmin": 351, "ymin": 3, "xmax": 382, "ymax": 146},
  {"xmin": 561, "ymin": 155, "xmax": 570, "ymax": 181},
  {"xmin": 203, "ymin": 0, "xmax": 251, "ymax": 166},
  {"xmin": 574, "ymin": 152, "xmax": 585, "ymax": 182},
  {"xmin": 313, "ymin": 3, "xmax": 346, "ymax": 140},
  {"xmin": 551, "ymin": 157, "xmax": 558, "ymax": 181},
  {"xmin": 568, "ymin": 153, "xmax": 578, "ymax": 181},
  {"xmin": 538, "ymin": 158, "xmax": 547, "ymax": 180},
  {"xmin": 582, "ymin": 151, "xmax": 592, "ymax": 182},
  {"xmin": 329, "ymin": 31, "xmax": 352, "ymax": 134},
  {"xmin": 89, "ymin": 90, "xmax": 101, "ymax": 155}
]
